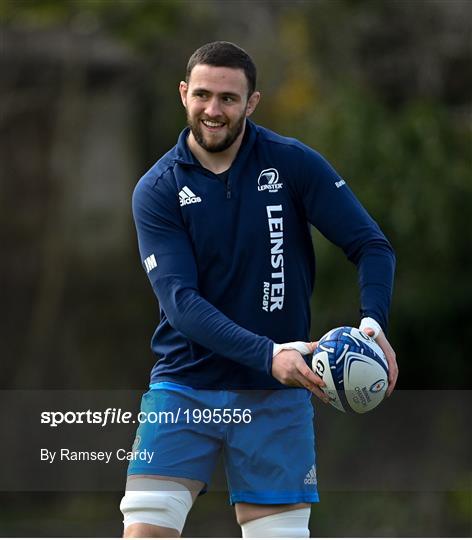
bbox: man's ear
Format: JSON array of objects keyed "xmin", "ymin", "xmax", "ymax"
[
  {"xmin": 179, "ymin": 81, "xmax": 188, "ymax": 108},
  {"xmin": 246, "ymin": 91, "xmax": 261, "ymax": 117}
]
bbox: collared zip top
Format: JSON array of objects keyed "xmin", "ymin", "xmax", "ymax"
[{"xmin": 132, "ymin": 120, "xmax": 395, "ymax": 389}]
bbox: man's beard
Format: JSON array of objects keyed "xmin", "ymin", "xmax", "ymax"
[{"xmin": 187, "ymin": 112, "xmax": 246, "ymax": 153}]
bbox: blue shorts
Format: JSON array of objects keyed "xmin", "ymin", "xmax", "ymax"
[{"xmin": 127, "ymin": 382, "xmax": 319, "ymax": 505}]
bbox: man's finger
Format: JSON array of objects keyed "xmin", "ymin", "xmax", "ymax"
[
  {"xmin": 293, "ymin": 372, "xmax": 328, "ymax": 403},
  {"xmin": 294, "ymin": 360, "xmax": 329, "ymax": 403},
  {"xmin": 296, "ymin": 360, "xmax": 326, "ymax": 387},
  {"xmin": 386, "ymin": 363, "xmax": 398, "ymax": 397},
  {"xmin": 368, "ymin": 329, "xmax": 398, "ymax": 398}
]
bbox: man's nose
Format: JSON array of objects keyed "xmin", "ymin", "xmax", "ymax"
[{"xmin": 204, "ymin": 97, "xmax": 222, "ymax": 117}]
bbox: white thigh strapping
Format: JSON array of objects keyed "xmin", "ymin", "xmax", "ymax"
[
  {"xmin": 241, "ymin": 507, "xmax": 311, "ymax": 538},
  {"xmin": 120, "ymin": 479, "xmax": 193, "ymax": 533}
]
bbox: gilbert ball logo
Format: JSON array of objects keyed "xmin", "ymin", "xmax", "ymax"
[{"xmin": 257, "ymin": 168, "xmax": 283, "ymax": 193}]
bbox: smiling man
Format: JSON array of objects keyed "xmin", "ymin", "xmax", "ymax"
[
  {"xmin": 120, "ymin": 41, "xmax": 397, "ymax": 538},
  {"xmin": 183, "ymin": 64, "xmax": 253, "ymax": 155},
  {"xmin": 181, "ymin": 57, "xmax": 260, "ymax": 174}
]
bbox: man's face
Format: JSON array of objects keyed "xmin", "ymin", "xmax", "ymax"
[{"xmin": 179, "ymin": 64, "xmax": 259, "ymax": 153}]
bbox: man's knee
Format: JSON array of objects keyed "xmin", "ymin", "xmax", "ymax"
[
  {"xmin": 120, "ymin": 479, "xmax": 193, "ymax": 537},
  {"xmin": 239, "ymin": 505, "xmax": 311, "ymax": 538}
]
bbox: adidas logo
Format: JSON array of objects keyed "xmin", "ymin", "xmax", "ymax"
[
  {"xmin": 179, "ymin": 186, "xmax": 202, "ymax": 207},
  {"xmin": 143, "ymin": 254, "xmax": 157, "ymax": 274},
  {"xmin": 304, "ymin": 464, "xmax": 317, "ymax": 485}
]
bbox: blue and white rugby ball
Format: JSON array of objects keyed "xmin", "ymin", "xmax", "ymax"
[{"xmin": 312, "ymin": 326, "xmax": 389, "ymax": 413}]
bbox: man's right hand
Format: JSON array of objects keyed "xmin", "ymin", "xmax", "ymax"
[{"xmin": 272, "ymin": 344, "xmax": 329, "ymax": 403}]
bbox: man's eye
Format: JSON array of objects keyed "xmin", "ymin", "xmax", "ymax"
[{"xmin": 222, "ymin": 96, "xmax": 235, "ymax": 103}]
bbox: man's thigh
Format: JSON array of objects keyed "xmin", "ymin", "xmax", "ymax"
[
  {"xmin": 127, "ymin": 385, "xmax": 223, "ymax": 485},
  {"xmin": 225, "ymin": 388, "xmax": 319, "ymax": 505}
]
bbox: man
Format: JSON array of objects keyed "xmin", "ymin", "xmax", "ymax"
[{"xmin": 121, "ymin": 41, "xmax": 397, "ymax": 538}]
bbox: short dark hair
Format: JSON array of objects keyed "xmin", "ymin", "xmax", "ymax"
[{"xmin": 186, "ymin": 41, "xmax": 257, "ymax": 96}]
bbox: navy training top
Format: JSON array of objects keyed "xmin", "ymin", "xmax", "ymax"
[{"xmin": 132, "ymin": 120, "xmax": 395, "ymax": 389}]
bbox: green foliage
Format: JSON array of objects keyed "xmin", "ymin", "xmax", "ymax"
[
  {"xmin": 1, "ymin": 0, "xmax": 72, "ymax": 26},
  {"xmin": 1, "ymin": 0, "xmax": 182, "ymax": 48}
]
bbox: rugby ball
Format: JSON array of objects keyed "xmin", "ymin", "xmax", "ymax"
[{"xmin": 312, "ymin": 326, "xmax": 388, "ymax": 413}]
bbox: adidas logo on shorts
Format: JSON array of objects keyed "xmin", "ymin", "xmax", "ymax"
[{"xmin": 304, "ymin": 464, "xmax": 317, "ymax": 485}]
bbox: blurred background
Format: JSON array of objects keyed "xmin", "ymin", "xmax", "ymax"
[{"xmin": 1, "ymin": 0, "xmax": 471, "ymax": 536}]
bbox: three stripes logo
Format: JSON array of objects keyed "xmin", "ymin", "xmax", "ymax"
[
  {"xmin": 143, "ymin": 254, "xmax": 157, "ymax": 274},
  {"xmin": 179, "ymin": 186, "xmax": 202, "ymax": 207},
  {"xmin": 304, "ymin": 464, "xmax": 317, "ymax": 485}
]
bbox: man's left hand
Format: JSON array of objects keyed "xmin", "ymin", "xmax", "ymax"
[{"xmin": 363, "ymin": 327, "xmax": 398, "ymax": 397}]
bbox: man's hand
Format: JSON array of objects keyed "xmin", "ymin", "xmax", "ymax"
[
  {"xmin": 363, "ymin": 327, "xmax": 398, "ymax": 397},
  {"xmin": 272, "ymin": 342, "xmax": 329, "ymax": 403}
]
